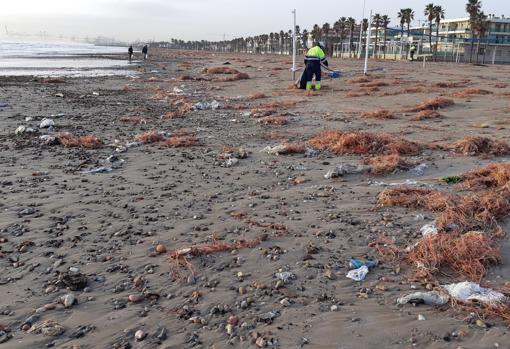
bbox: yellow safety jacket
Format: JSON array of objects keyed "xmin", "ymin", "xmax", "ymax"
[{"xmin": 305, "ymin": 46, "xmax": 326, "ymax": 62}]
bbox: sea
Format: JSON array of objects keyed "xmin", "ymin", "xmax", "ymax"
[{"xmin": 0, "ymin": 40, "xmax": 137, "ymax": 77}]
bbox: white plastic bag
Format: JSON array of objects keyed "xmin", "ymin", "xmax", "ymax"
[
  {"xmin": 346, "ymin": 265, "xmax": 369, "ymax": 281},
  {"xmin": 443, "ymin": 282, "xmax": 506, "ymax": 305}
]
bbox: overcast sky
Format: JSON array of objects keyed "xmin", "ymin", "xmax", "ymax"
[{"xmin": 1, "ymin": 0, "xmax": 509, "ymax": 42}]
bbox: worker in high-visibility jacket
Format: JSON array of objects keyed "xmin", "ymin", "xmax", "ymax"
[{"xmin": 304, "ymin": 41, "xmax": 328, "ymax": 91}]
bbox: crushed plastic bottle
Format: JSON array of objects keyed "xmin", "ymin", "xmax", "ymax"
[{"xmin": 346, "ymin": 265, "xmax": 369, "ymax": 281}]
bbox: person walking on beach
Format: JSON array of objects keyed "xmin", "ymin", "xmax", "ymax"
[
  {"xmin": 303, "ymin": 41, "xmax": 328, "ymax": 92},
  {"xmin": 128, "ymin": 45, "xmax": 134, "ymax": 62},
  {"xmin": 410, "ymin": 44, "xmax": 417, "ymax": 61},
  {"xmin": 142, "ymin": 45, "xmax": 149, "ymax": 60}
]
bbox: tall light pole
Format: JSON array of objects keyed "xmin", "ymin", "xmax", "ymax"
[
  {"xmin": 357, "ymin": 0, "xmax": 366, "ymax": 58},
  {"xmin": 364, "ymin": 10, "xmax": 372, "ymax": 75},
  {"xmin": 292, "ymin": 9, "xmax": 297, "ymax": 81}
]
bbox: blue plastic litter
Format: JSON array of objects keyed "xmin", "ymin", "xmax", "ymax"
[
  {"xmin": 349, "ymin": 258, "xmax": 379, "ymax": 269},
  {"xmin": 328, "ymin": 71, "xmax": 341, "ymax": 78}
]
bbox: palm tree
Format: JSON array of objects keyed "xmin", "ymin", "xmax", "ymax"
[
  {"xmin": 359, "ymin": 18, "xmax": 369, "ymax": 57},
  {"xmin": 425, "ymin": 3, "xmax": 435, "ymax": 56},
  {"xmin": 404, "ymin": 8, "xmax": 415, "ymax": 57},
  {"xmin": 398, "ymin": 9, "xmax": 407, "ymax": 57},
  {"xmin": 311, "ymin": 24, "xmax": 322, "ymax": 45},
  {"xmin": 434, "ymin": 6, "xmax": 445, "ymax": 58},
  {"xmin": 334, "ymin": 18, "xmax": 346, "ymax": 56},
  {"xmin": 302, "ymin": 29, "xmax": 309, "ymax": 49},
  {"xmin": 269, "ymin": 32, "xmax": 274, "ymax": 53},
  {"xmin": 473, "ymin": 11, "xmax": 489, "ymax": 64},
  {"xmin": 381, "ymin": 15, "xmax": 391, "ymax": 58},
  {"xmin": 346, "ymin": 17, "xmax": 356, "ymax": 56},
  {"xmin": 322, "ymin": 23, "xmax": 331, "ymax": 53},
  {"xmin": 372, "ymin": 14, "xmax": 382, "ymax": 58},
  {"xmin": 466, "ymin": 0, "xmax": 482, "ymax": 62},
  {"xmin": 279, "ymin": 30, "xmax": 285, "ymax": 54}
]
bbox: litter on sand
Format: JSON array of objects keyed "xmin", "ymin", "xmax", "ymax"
[
  {"xmin": 346, "ymin": 265, "xmax": 369, "ymax": 281},
  {"xmin": 442, "ymin": 282, "xmax": 506, "ymax": 306},
  {"xmin": 324, "ymin": 164, "xmax": 369, "ymax": 179},
  {"xmin": 397, "ymin": 291, "xmax": 450, "ymax": 306},
  {"xmin": 81, "ymin": 167, "xmax": 113, "ymax": 174},
  {"xmin": 349, "ymin": 258, "xmax": 379, "ymax": 269},
  {"xmin": 420, "ymin": 223, "xmax": 438, "ymax": 237}
]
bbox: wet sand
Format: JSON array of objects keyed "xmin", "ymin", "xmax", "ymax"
[{"xmin": 1, "ymin": 49, "xmax": 509, "ymax": 348}]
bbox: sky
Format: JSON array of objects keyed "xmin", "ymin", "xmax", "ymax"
[{"xmin": 1, "ymin": 0, "xmax": 509, "ymax": 42}]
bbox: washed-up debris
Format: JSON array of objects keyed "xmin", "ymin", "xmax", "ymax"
[
  {"xmin": 365, "ymin": 154, "xmax": 413, "ymax": 175},
  {"xmin": 68, "ymin": 324, "xmax": 95, "ymax": 339},
  {"xmin": 56, "ymin": 271, "xmax": 88, "ymax": 291},
  {"xmin": 349, "ymin": 258, "xmax": 379, "ymax": 269},
  {"xmin": 0, "ymin": 102, "xmax": 8, "ymax": 108},
  {"xmin": 309, "ymin": 130, "xmax": 421, "ymax": 156},
  {"xmin": 411, "ymin": 163, "xmax": 429, "ymax": 176},
  {"xmin": 15, "ymin": 125, "xmax": 36, "ymax": 135},
  {"xmin": 442, "ymin": 175, "xmax": 461, "ymax": 184},
  {"xmin": 28, "ymin": 320, "xmax": 65, "ymax": 337},
  {"xmin": 420, "ymin": 223, "xmax": 438, "ymax": 237},
  {"xmin": 262, "ymin": 143, "xmax": 305, "ymax": 155},
  {"xmin": 115, "ymin": 141, "xmax": 141, "ymax": 153},
  {"xmin": 257, "ymin": 310, "xmax": 280, "ymax": 324},
  {"xmin": 55, "ymin": 132, "xmax": 102, "ymax": 149},
  {"xmin": 39, "ymin": 118, "xmax": 55, "ymax": 128},
  {"xmin": 170, "ymin": 239, "xmax": 261, "ymax": 260},
  {"xmin": 193, "ymin": 100, "xmax": 220, "ymax": 110},
  {"xmin": 346, "ymin": 265, "xmax": 369, "ymax": 281},
  {"xmin": 397, "ymin": 291, "xmax": 450, "ymax": 306},
  {"xmin": 305, "ymin": 148, "xmax": 320, "ymax": 157},
  {"xmin": 325, "ymin": 164, "xmax": 369, "ymax": 179},
  {"xmin": 0, "ymin": 330, "xmax": 12, "ymax": 343},
  {"xmin": 370, "ymin": 179, "xmax": 422, "ymax": 187},
  {"xmin": 443, "ymin": 282, "xmax": 506, "ymax": 306},
  {"xmin": 39, "ymin": 135, "xmax": 59, "ymax": 145},
  {"xmin": 81, "ymin": 167, "xmax": 113, "ymax": 174},
  {"xmin": 60, "ymin": 293, "xmax": 77, "ymax": 308},
  {"xmin": 225, "ymin": 157, "xmax": 239, "ymax": 167},
  {"xmin": 275, "ymin": 271, "xmax": 295, "ymax": 284}
]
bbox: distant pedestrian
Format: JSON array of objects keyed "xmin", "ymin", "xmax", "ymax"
[
  {"xmin": 142, "ymin": 45, "xmax": 148, "ymax": 60},
  {"xmin": 128, "ymin": 45, "xmax": 133, "ymax": 62},
  {"xmin": 410, "ymin": 44, "xmax": 417, "ymax": 61}
]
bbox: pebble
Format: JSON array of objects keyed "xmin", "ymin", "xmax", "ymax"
[
  {"xmin": 134, "ymin": 330, "xmax": 147, "ymax": 341},
  {"xmin": 256, "ymin": 337, "xmax": 267, "ymax": 348},
  {"xmin": 476, "ymin": 319, "xmax": 487, "ymax": 328},
  {"xmin": 280, "ymin": 298, "xmax": 291, "ymax": 307},
  {"xmin": 330, "ymin": 305, "xmax": 339, "ymax": 311},
  {"xmin": 61, "ymin": 294, "xmax": 76, "ymax": 308},
  {"xmin": 155, "ymin": 244, "xmax": 167, "ymax": 253},
  {"xmin": 226, "ymin": 323, "xmax": 234, "ymax": 335},
  {"xmin": 227, "ymin": 315, "xmax": 239, "ymax": 326},
  {"xmin": 128, "ymin": 294, "xmax": 144, "ymax": 303}
]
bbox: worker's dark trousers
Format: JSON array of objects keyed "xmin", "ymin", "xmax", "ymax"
[{"xmin": 304, "ymin": 60, "xmax": 321, "ymax": 84}]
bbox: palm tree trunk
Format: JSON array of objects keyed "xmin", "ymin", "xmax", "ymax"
[
  {"xmin": 469, "ymin": 22, "xmax": 475, "ymax": 63},
  {"xmin": 482, "ymin": 29, "xmax": 490, "ymax": 64},
  {"xmin": 435, "ymin": 25, "xmax": 440, "ymax": 61},
  {"xmin": 476, "ymin": 36, "xmax": 481, "ymax": 64},
  {"xmin": 429, "ymin": 24, "xmax": 433, "ymax": 58}
]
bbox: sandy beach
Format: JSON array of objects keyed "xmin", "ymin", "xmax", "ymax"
[{"xmin": 1, "ymin": 49, "xmax": 510, "ymax": 348}]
